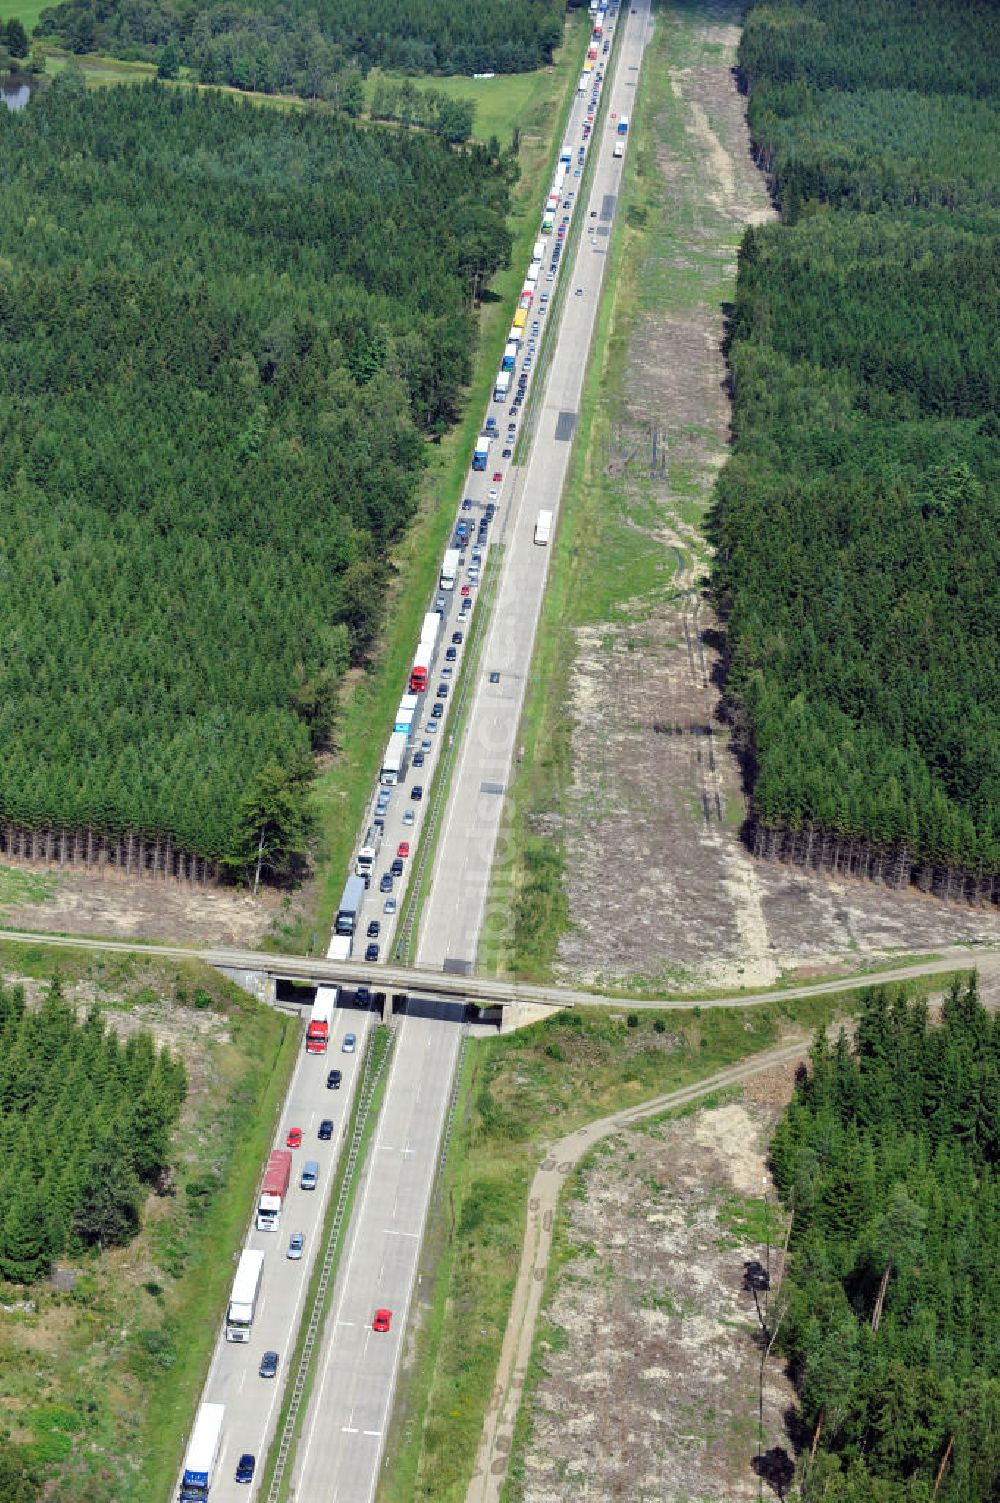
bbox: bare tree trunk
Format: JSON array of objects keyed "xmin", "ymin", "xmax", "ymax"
[
  {"xmin": 253, "ymin": 829, "xmax": 265, "ymax": 897},
  {"xmin": 871, "ymin": 1260, "xmax": 892, "ymax": 1334},
  {"xmin": 933, "ymin": 1434, "xmax": 954, "ymax": 1496}
]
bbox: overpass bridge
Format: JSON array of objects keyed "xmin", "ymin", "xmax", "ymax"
[{"xmin": 0, "ymin": 928, "xmax": 991, "ymax": 1029}]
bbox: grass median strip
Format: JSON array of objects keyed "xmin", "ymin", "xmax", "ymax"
[{"xmin": 261, "ymin": 1022, "xmax": 394, "ymax": 1503}]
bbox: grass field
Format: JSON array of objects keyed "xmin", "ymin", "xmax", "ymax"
[
  {"xmin": 0, "ymin": 946, "xmax": 298, "ymax": 1503},
  {"xmin": 3, "ymin": 0, "xmax": 50, "ymax": 30},
  {"xmin": 363, "ymin": 65, "xmax": 567, "ymax": 144}
]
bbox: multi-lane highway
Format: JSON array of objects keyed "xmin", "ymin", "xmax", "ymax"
[
  {"xmin": 287, "ymin": 6, "xmax": 655, "ymax": 1502},
  {"xmin": 176, "ymin": 6, "xmax": 656, "ymax": 1498},
  {"xmin": 173, "ymin": 1005, "xmax": 372, "ymax": 1501},
  {"xmin": 420, "ymin": 0, "xmax": 653, "ymax": 969}
]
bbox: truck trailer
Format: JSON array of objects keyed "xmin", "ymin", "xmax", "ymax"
[
  {"xmin": 306, "ymin": 986, "xmax": 336, "ymax": 1053},
  {"xmin": 440, "ymin": 548, "xmax": 460, "ymax": 590},
  {"xmin": 336, "ymin": 873, "xmax": 366, "ymax": 932},
  {"xmin": 179, "ymin": 1403, "xmax": 225, "ymax": 1502},
  {"xmin": 380, "ymin": 729, "xmax": 410, "ymax": 782},
  {"xmin": 531, "ymin": 238, "xmax": 546, "ymax": 265},
  {"xmin": 420, "ymin": 612, "xmax": 442, "ymax": 648},
  {"xmin": 226, "ymin": 1249, "xmax": 265, "ymax": 1342},
  {"xmin": 256, "ymin": 1150, "xmax": 292, "ymax": 1232},
  {"xmin": 494, "ymin": 370, "xmax": 511, "ymax": 401},
  {"xmin": 327, "ymin": 933, "xmax": 352, "ymax": 961}
]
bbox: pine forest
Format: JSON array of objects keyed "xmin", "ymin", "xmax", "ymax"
[
  {"xmin": 0, "ymin": 80, "xmax": 512, "ymax": 877},
  {"xmin": 0, "ymin": 979, "xmax": 186, "ymax": 1283},
  {"xmin": 771, "ymin": 978, "xmax": 1000, "ymax": 1500},
  {"xmin": 712, "ymin": 0, "xmax": 1000, "ymax": 898}
]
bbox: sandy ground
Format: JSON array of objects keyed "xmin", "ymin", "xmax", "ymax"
[
  {"xmin": 0, "ymin": 860, "xmax": 303, "ymax": 948},
  {"xmin": 551, "ymin": 1, "xmax": 1000, "ymax": 993},
  {"xmin": 466, "ymin": 1041, "xmax": 810, "ymax": 1503}
]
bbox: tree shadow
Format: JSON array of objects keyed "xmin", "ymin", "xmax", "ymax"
[{"xmin": 752, "ymin": 1446, "xmax": 796, "ymax": 1499}]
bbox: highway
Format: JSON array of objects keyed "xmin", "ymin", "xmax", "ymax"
[
  {"xmin": 171, "ymin": 1004, "xmax": 373, "ymax": 1500},
  {"xmin": 419, "ymin": 4, "xmax": 652, "ymax": 970},
  {"xmin": 288, "ymin": 5, "xmax": 657, "ymax": 1502}
]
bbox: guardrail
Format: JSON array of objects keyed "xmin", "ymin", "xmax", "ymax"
[{"xmin": 265, "ymin": 1025, "xmax": 394, "ymax": 1503}]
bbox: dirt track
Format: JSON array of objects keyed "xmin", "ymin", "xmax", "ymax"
[{"xmin": 464, "ymin": 1039, "xmax": 812, "ymax": 1503}]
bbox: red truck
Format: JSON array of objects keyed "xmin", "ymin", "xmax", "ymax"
[
  {"xmin": 256, "ymin": 1149, "xmax": 292, "ymax": 1232},
  {"xmin": 306, "ymin": 987, "xmax": 336, "ymax": 1054}
]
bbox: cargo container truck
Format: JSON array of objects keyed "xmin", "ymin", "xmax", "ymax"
[
  {"xmin": 617, "ymin": 115, "xmax": 629, "ymax": 134},
  {"xmin": 336, "ymin": 874, "xmax": 366, "ymax": 932},
  {"xmin": 306, "ymin": 986, "xmax": 337, "ymax": 1053},
  {"xmin": 502, "ymin": 341, "xmax": 518, "ymax": 371},
  {"xmin": 179, "ymin": 1403, "xmax": 225, "ymax": 1501},
  {"xmin": 440, "ymin": 548, "xmax": 460, "ymax": 590},
  {"xmin": 531, "ymin": 239, "xmax": 546, "ymax": 265},
  {"xmin": 472, "ymin": 437, "xmax": 490, "ymax": 470},
  {"xmin": 420, "ymin": 612, "xmax": 442, "ymax": 648},
  {"xmin": 494, "ymin": 370, "xmax": 512, "ymax": 401},
  {"xmin": 226, "ymin": 1249, "xmax": 265, "ymax": 1342},
  {"xmin": 256, "ymin": 1150, "xmax": 291, "ymax": 1232}
]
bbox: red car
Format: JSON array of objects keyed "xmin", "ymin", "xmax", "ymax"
[
  {"xmin": 492, "ymin": 471, "xmax": 503, "ymax": 483},
  {"xmin": 461, "ymin": 584, "xmax": 472, "ymax": 597},
  {"xmin": 397, "ymin": 841, "xmax": 410, "ymax": 858},
  {"xmin": 286, "ymin": 1127, "xmax": 302, "ymax": 1148},
  {"xmin": 373, "ymin": 1309, "xmax": 392, "ymax": 1333}
]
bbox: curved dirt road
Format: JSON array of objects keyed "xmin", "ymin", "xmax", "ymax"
[{"xmin": 464, "ymin": 1038, "xmax": 816, "ymax": 1503}]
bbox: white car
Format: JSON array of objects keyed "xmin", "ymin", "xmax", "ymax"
[
  {"xmin": 343, "ymin": 1033, "xmax": 357, "ymax": 1054},
  {"xmin": 488, "ymin": 487, "xmax": 499, "ymax": 501},
  {"xmin": 403, "ymin": 809, "xmax": 415, "ymax": 826}
]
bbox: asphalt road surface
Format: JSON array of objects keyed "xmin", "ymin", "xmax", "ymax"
[
  {"xmin": 288, "ymin": 6, "xmax": 656, "ymax": 1501},
  {"xmin": 288, "ymin": 1002, "xmax": 464, "ymax": 1503},
  {"xmin": 173, "ymin": 1006, "xmax": 372, "ymax": 1502},
  {"xmin": 419, "ymin": 0, "xmax": 654, "ymax": 970}
]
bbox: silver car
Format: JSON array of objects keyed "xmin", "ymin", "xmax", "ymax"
[
  {"xmin": 287, "ymin": 1231, "xmax": 304, "ymax": 1261},
  {"xmin": 343, "ymin": 1032, "xmax": 357, "ymax": 1054}
]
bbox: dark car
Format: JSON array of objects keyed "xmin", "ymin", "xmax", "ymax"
[
  {"xmin": 446, "ymin": 647, "xmax": 457, "ymax": 662},
  {"xmin": 502, "ymin": 447, "xmax": 512, "ymax": 459},
  {"xmin": 365, "ymin": 942, "xmax": 379, "ymax": 962},
  {"xmin": 356, "ymin": 985, "xmax": 371, "ymax": 1006},
  {"xmin": 431, "ymin": 702, "xmax": 444, "ymax": 719},
  {"xmin": 452, "ymin": 631, "xmax": 464, "ymax": 645},
  {"xmin": 413, "ymin": 751, "xmax": 425, "ymax": 767},
  {"xmin": 437, "ymin": 683, "xmax": 449, "ymax": 698},
  {"xmin": 367, "ymin": 919, "xmax": 380, "ymax": 938},
  {"xmin": 259, "ymin": 1350, "xmax": 279, "ymax": 1379},
  {"xmin": 326, "ymin": 1069, "xmax": 342, "ymax": 1089},
  {"xmin": 318, "ymin": 1118, "xmax": 334, "ymax": 1140},
  {"xmin": 461, "ymin": 496, "xmax": 473, "ymax": 511},
  {"xmin": 236, "ymin": 1455, "xmax": 256, "ymax": 1485},
  {"xmin": 411, "ymin": 784, "xmax": 424, "ymax": 801},
  {"xmin": 379, "ymin": 872, "xmax": 393, "ymax": 893},
  {"xmin": 391, "ymin": 857, "xmax": 404, "ymax": 877}
]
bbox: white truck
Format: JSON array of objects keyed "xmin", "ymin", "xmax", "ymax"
[
  {"xmin": 380, "ymin": 730, "xmax": 409, "ymax": 785},
  {"xmin": 420, "ymin": 612, "xmax": 442, "ymax": 648},
  {"xmin": 327, "ymin": 933, "xmax": 352, "ymax": 961},
  {"xmin": 440, "ymin": 548, "xmax": 461, "ymax": 590},
  {"xmin": 355, "ymin": 822, "xmax": 380, "ymax": 880},
  {"xmin": 532, "ymin": 238, "xmax": 546, "ymax": 265},
  {"xmin": 179, "ymin": 1403, "xmax": 225, "ymax": 1502},
  {"xmin": 613, "ymin": 140, "xmax": 624, "ymax": 158},
  {"xmin": 494, "ymin": 370, "xmax": 511, "ymax": 401},
  {"xmin": 472, "ymin": 436, "xmax": 490, "ymax": 471},
  {"xmin": 534, "ymin": 509, "xmax": 554, "ymax": 545},
  {"xmin": 225, "ymin": 1249, "xmax": 265, "ymax": 1343}
]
